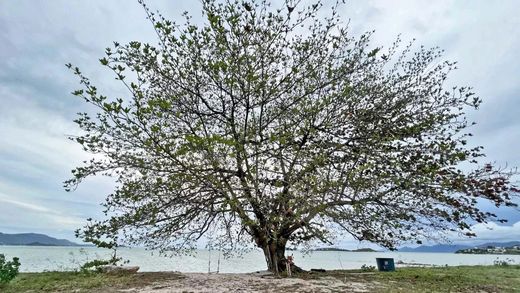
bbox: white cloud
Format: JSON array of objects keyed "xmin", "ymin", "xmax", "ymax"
[
  {"xmin": 0, "ymin": 194, "xmax": 51, "ymax": 213},
  {"xmin": 455, "ymin": 221, "xmax": 520, "ymax": 245},
  {"xmin": 0, "ymin": 192, "xmax": 85, "ymax": 232},
  {"xmin": 0, "ymin": 0, "xmax": 519, "ymax": 243}
]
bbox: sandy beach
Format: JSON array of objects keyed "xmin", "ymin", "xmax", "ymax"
[
  {"xmin": 129, "ymin": 272, "xmax": 371, "ymax": 293},
  {"xmin": 3, "ymin": 266, "xmax": 518, "ymax": 292}
]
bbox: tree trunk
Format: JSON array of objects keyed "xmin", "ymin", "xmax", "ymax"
[{"xmin": 261, "ymin": 239, "xmax": 303, "ymax": 274}]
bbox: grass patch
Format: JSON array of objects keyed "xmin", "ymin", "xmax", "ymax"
[
  {"xmin": 1, "ymin": 266, "xmax": 518, "ymax": 292},
  {"xmin": 0, "ymin": 271, "xmax": 183, "ymax": 293},
  {"xmin": 303, "ymin": 265, "xmax": 520, "ymax": 292}
]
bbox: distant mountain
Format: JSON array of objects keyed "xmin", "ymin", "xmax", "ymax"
[
  {"xmin": 314, "ymin": 247, "xmax": 350, "ymax": 251},
  {"xmin": 313, "ymin": 247, "xmax": 378, "ymax": 252},
  {"xmin": 352, "ymin": 248, "xmax": 378, "ymax": 252},
  {"xmin": 399, "ymin": 244, "xmax": 470, "ymax": 253},
  {"xmin": 0, "ymin": 232, "xmax": 80, "ymax": 246},
  {"xmin": 475, "ymin": 241, "xmax": 520, "ymax": 248},
  {"xmin": 399, "ymin": 241, "xmax": 520, "ymax": 253}
]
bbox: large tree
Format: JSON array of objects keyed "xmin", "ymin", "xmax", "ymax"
[{"xmin": 66, "ymin": 0, "xmax": 518, "ymax": 273}]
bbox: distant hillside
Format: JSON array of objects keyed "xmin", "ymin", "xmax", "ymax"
[
  {"xmin": 0, "ymin": 232, "xmax": 80, "ymax": 246},
  {"xmin": 352, "ymin": 248, "xmax": 378, "ymax": 252},
  {"xmin": 399, "ymin": 244, "xmax": 470, "ymax": 253},
  {"xmin": 313, "ymin": 247, "xmax": 378, "ymax": 252},
  {"xmin": 456, "ymin": 241, "xmax": 520, "ymax": 255},
  {"xmin": 475, "ymin": 241, "xmax": 520, "ymax": 248},
  {"xmin": 314, "ymin": 247, "xmax": 350, "ymax": 251},
  {"xmin": 399, "ymin": 241, "xmax": 520, "ymax": 253}
]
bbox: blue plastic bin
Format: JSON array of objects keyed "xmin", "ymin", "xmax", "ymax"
[{"xmin": 375, "ymin": 258, "xmax": 395, "ymax": 272}]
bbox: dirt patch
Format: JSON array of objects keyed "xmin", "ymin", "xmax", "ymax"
[{"xmin": 126, "ymin": 272, "xmax": 372, "ymax": 293}]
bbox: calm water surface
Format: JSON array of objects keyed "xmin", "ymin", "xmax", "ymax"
[{"xmin": 1, "ymin": 246, "xmax": 519, "ymax": 273}]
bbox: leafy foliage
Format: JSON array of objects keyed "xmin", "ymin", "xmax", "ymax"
[
  {"xmin": 360, "ymin": 264, "xmax": 376, "ymax": 272},
  {"xmin": 493, "ymin": 257, "xmax": 517, "ymax": 267},
  {"xmin": 66, "ymin": 0, "xmax": 518, "ymax": 272},
  {"xmin": 0, "ymin": 254, "xmax": 21, "ymax": 284},
  {"xmin": 74, "ymin": 242, "xmax": 126, "ymax": 273},
  {"xmin": 80, "ymin": 259, "xmax": 114, "ymax": 273}
]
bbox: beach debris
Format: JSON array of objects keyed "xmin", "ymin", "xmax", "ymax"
[
  {"xmin": 286, "ymin": 255, "xmax": 294, "ymax": 276},
  {"xmin": 250, "ymin": 270, "xmax": 275, "ymax": 278},
  {"xmin": 99, "ymin": 265, "xmax": 140, "ymax": 274}
]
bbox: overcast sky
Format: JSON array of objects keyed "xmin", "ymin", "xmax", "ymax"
[{"xmin": 0, "ymin": 0, "xmax": 519, "ymax": 248}]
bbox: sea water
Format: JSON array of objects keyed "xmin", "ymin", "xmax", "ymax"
[{"xmin": 1, "ymin": 246, "xmax": 519, "ymax": 273}]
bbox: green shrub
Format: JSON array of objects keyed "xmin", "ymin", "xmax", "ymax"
[
  {"xmin": 361, "ymin": 264, "xmax": 376, "ymax": 272},
  {"xmin": 80, "ymin": 259, "xmax": 114, "ymax": 273},
  {"xmin": 493, "ymin": 257, "xmax": 516, "ymax": 267},
  {"xmin": 0, "ymin": 254, "xmax": 21, "ymax": 284},
  {"xmin": 78, "ymin": 249, "xmax": 127, "ymax": 273}
]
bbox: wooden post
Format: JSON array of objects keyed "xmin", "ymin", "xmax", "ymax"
[{"xmin": 286, "ymin": 254, "xmax": 294, "ymax": 277}]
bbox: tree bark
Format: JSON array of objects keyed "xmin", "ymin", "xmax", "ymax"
[{"xmin": 261, "ymin": 239, "xmax": 304, "ymax": 274}]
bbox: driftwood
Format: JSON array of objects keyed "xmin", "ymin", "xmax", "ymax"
[
  {"xmin": 99, "ymin": 265, "xmax": 140, "ymax": 274},
  {"xmin": 250, "ymin": 270, "xmax": 276, "ymax": 279}
]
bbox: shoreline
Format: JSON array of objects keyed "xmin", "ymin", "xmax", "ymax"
[
  {"xmin": 1, "ymin": 265, "xmax": 519, "ymax": 292},
  {"xmin": 4, "ymin": 246, "xmax": 520, "ymax": 274}
]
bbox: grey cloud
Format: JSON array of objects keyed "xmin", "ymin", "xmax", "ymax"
[{"xmin": 0, "ymin": 0, "xmax": 519, "ymax": 243}]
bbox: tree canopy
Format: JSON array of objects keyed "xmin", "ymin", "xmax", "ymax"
[{"xmin": 66, "ymin": 0, "xmax": 519, "ymax": 273}]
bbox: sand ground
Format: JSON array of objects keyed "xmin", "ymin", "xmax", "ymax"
[{"xmin": 121, "ymin": 272, "xmax": 372, "ymax": 293}]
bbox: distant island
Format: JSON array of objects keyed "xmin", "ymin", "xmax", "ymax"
[
  {"xmin": 398, "ymin": 244, "xmax": 470, "ymax": 253},
  {"xmin": 352, "ymin": 248, "xmax": 378, "ymax": 252},
  {"xmin": 456, "ymin": 244, "xmax": 520, "ymax": 255},
  {"xmin": 313, "ymin": 247, "xmax": 378, "ymax": 252},
  {"xmin": 399, "ymin": 241, "xmax": 520, "ymax": 253},
  {"xmin": 0, "ymin": 232, "xmax": 80, "ymax": 246}
]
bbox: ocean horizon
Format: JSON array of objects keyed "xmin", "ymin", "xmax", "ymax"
[{"xmin": 2, "ymin": 246, "xmax": 519, "ymax": 273}]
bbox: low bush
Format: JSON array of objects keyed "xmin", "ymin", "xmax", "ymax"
[
  {"xmin": 80, "ymin": 259, "xmax": 114, "ymax": 273},
  {"xmin": 361, "ymin": 264, "xmax": 376, "ymax": 272},
  {"xmin": 0, "ymin": 254, "xmax": 21, "ymax": 284},
  {"xmin": 493, "ymin": 257, "xmax": 516, "ymax": 267}
]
